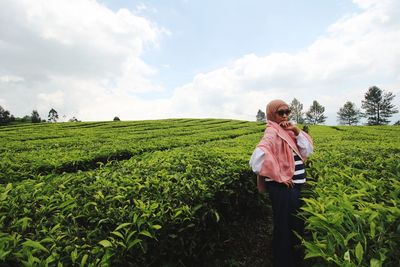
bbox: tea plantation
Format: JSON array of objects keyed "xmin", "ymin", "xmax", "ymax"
[{"xmin": 0, "ymin": 119, "xmax": 399, "ymax": 266}]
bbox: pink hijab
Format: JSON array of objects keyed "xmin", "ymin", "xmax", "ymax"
[
  {"xmin": 266, "ymin": 99, "xmax": 288, "ymax": 121},
  {"xmin": 257, "ymin": 99, "xmax": 312, "ymax": 184}
]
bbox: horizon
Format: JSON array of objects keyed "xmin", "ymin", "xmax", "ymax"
[{"xmin": 3, "ymin": 115, "xmax": 398, "ymax": 127}]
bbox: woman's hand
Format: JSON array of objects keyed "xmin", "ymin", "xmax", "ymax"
[
  {"xmin": 282, "ymin": 179, "xmax": 294, "ymax": 188},
  {"xmin": 279, "ymin": 121, "xmax": 301, "ymax": 136}
]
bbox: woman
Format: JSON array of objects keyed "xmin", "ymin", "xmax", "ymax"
[{"xmin": 249, "ymin": 99, "xmax": 313, "ymax": 267}]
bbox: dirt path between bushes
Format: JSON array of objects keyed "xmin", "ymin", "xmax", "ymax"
[{"xmin": 209, "ymin": 204, "xmax": 274, "ymax": 267}]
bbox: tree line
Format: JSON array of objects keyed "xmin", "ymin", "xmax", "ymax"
[
  {"xmin": 256, "ymin": 86, "xmax": 399, "ymax": 126},
  {"xmin": 1, "ymin": 86, "xmax": 398, "ymax": 126},
  {"xmin": 0, "ymin": 107, "xmax": 122, "ymax": 125},
  {"xmin": 0, "ymin": 108, "xmax": 75, "ymax": 125}
]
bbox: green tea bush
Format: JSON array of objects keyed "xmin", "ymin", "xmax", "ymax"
[
  {"xmin": 302, "ymin": 126, "xmax": 400, "ymax": 267},
  {"xmin": 0, "ymin": 120, "xmax": 265, "ymax": 266}
]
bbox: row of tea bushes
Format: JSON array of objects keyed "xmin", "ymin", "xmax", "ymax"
[
  {"xmin": 0, "ymin": 120, "xmax": 265, "ymax": 266},
  {"xmin": 0, "ymin": 119, "xmax": 261, "ymax": 183},
  {"xmin": 302, "ymin": 126, "xmax": 400, "ymax": 267}
]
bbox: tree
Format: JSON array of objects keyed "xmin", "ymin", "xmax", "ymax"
[
  {"xmin": 289, "ymin": 98, "xmax": 304, "ymax": 124},
  {"xmin": 361, "ymin": 86, "xmax": 398, "ymax": 125},
  {"xmin": 337, "ymin": 101, "xmax": 362, "ymax": 125},
  {"xmin": 31, "ymin": 110, "xmax": 41, "ymax": 123},
  {"xmin": 256, "ymin": 109, "xmax": 266, "ymax": 122},
  {"xmin": 68, "ymin": 117, "xmax": 80, "ymax": 122},
  {"xmin": 305, "ymin": 100, "xmax": 327, "ymax": 125},
  {"xmin": 394, "ymin": 120, "xmax": 400, "ymax": 126},
  {"xmin": 0, "ymin": 105, "xmax": 12, "ymax": 125},
  {"xmin": 48, "ymin": 108, "xmax": 59, "ymax": 123},
  {"xmin": 21, "ymin": 115, "xmax": 31, "ymax": 122},
  {"xmin": 113, "ymin": 116, "xmax": 121, "ymax": 121}
]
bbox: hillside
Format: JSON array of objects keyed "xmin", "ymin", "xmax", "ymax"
[{"xmin": 0, "ymin": 120, "xmax": 399, "ymax": 266}]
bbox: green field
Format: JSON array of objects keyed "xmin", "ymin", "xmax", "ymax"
[{"xmin": 0, "ymin": 119, "xmax": 399, "ymax": 266}]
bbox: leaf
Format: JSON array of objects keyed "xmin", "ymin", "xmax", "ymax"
[
  {"xmin": 113, "ymin": 195, "xmax": 125, "ymax": 201},
  {"xmin": 16, "ymin": 217, "xmax": 31, "ymax": 231},
  {"xmin": 40, "ymin": 237, "xmax": 53, "ymax": 243},
  {"xmin": 80, "ymin": 254, "xmax": 88, "ymax": 267},
  {"xmin": 151, "ymin": 225, "xmax": 162, "ymax": 230},
  {"xmin": 344, "ymin": 250, "xmax": 350, "ymax": 262},
  {"xmin": 355, "ymin": 242, "xmax": 364, "ymax": 264},
  {"xmin": 126, "ymin": 231, "xmax": 137, "ymax": 243},
  {"xmin": 370, "ymin": 221, "xmax": 376, "ymax": 238},
  {"xmin": 174, "ymin": 210, "xmax": 182, "ymax": 218},
  {"xmin": 45, "ymin": 254, "xmax": 55, "ymax": 264},
  {"xmin": 132, "ymin": 213, "xmax": 138, "ymax": 223},
  {"xmin": 115, "ymin": 222, "xmax": 132, "ymax": 231},
  {"xmin": 34, "ymin": 182, "xmax": 45, "ymax": 188},
  {"xmin": 192, "ymin": 204, "xmax": 203, "ymax": 212},
  {"xmin": 98, "ymin": 240, "xmax": 113, "ymax": 248},
  {"xmin": 23, "ymin": 239, "xmax": 49, "ymax": 253},
  {"xmin": 116, "ymin": 241, "xmax": 127, "ymax": 249},
  {"xmin": 96, "ymin": 191, "xmax": 104, "ymax": 199},
  {"xmin": 0, "ymin": 251, "xmax": 11, "ymax": 260},
  {"xmin": 101, "ymin": 249, "xmax": 114, "ymax": 263},
  {"xmin": 71, "ymin": 248, "xmax": 78, "ymax": 264},
  {"xmin": 128, "ymin": 239, "xmax": 142, "ymax": 250},
  {"xmin": 370, "ymin": 258, "xmax": 381, "ymax": 267},
  {"xmin": 59, "ymin": 198, "xmax": 76, "ymax": 211},
  {"xmin": 50, "ymin": 223, "xmax": 61, "ymax": 233},
  {"xmin": 0, "ymin": 183, "xmax": 12, "ymax": 201},
  {"xmin": 97, "ymin": 218, "xmax": 110, "ymax": 226},
  {"xmin": 111, "ymin": 231, "xmax": 124, "ymax": 239},
  {"xmin": 344, "ymin": 232, "xmax": 358, "ymax": 245},
  {"xmin": 84, "ymin": 201, "xmax": 97, "ymax": 208},
  {"xmin": 214, "ymin": 210, "xmax": 220, "ymax": 222},
  {"xmin": 308, "ymin": 249, "xmax": 327, "ymax": 260},
  {"xmin": 139, "ymin": 230, "xmax": 153, "ymax": 238}
]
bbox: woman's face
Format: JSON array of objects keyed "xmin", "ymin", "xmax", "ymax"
[{"xmin": 274, "ymin": 105, "xmax": 291, "ymax": 124}]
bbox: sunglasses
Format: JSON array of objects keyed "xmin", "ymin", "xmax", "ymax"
[{"xmin": 276, "ymin": 109, "xmax": 291, "ymax": 116}]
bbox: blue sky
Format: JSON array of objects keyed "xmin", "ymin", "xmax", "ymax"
[
  {"xmin": 103, "ymin": 0, "xmax": 359, "ymax": 92},
  {"xmin": 0, "ymin": 0, "xmax": 399, "ymax": 124}
]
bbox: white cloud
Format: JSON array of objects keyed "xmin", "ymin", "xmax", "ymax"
[
  {"xmin": 165, "ymin": 0, "xmax": 400, "ymax": 124},
  {"xmin": 0, "ymin": 0, "xmax": 166, "ymax": 118},
  {"xmin": 0, "ymin": 75, "xmax": 24, "ymax": 83},
  {"xmin": 38, "ymin": 90, "xmax": 65, "ymax": 110}
]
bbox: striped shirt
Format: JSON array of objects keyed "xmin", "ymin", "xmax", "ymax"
[
  {"xmin": 249, "ymin": 131, "xmax": 313, "ymax": 184},
  {"xmin": 264, "ymin": 151, "xmax": 306, "ymax": 184}
]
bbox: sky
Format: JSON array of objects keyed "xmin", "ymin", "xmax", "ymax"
[{"xmin": 0, "ymin": 0, "xmax": 399, "ymax": 125}]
